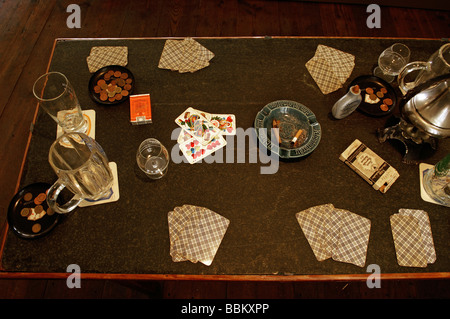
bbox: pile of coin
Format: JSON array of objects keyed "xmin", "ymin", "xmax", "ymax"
[
  {"xmin": 93, "ymin": 69, "xmax": 132, "ymax": 102},
  {"xmin": 20, "ymin": 191, "xmax": 53, "ymax": 233},
  {"xmin": 366, "ymin": 87, "xmax": 393, "ymax": 111}
]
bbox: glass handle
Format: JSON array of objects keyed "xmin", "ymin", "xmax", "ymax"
[
  {"xmin": 397, "ymin": 61, "xmax": 428, "ymax": 94},
  {"xmin": 47, "ymin": 179, "xmax": 83, "ymax": 214}
]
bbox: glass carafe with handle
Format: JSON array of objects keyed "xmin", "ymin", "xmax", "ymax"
[
  {"xmin": 398, "ymin": 43, "xmax": 450, "ymax": 94},
  {"xmin": 47, "ymin": 132, "xmax": 114, "ymax": 214}
]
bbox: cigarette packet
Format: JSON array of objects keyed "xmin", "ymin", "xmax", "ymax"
[
  {"xmin": 130, "ymin": 94, "xmax": 152, "ymax": 125},
  {"xmin": 339, "ymin": 139, "xmax": 399, "ymax": 193}
]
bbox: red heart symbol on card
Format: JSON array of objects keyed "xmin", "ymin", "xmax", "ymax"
[{"xmin": 227, "ymin": 127, "xmax": 233, "ymax": 133}]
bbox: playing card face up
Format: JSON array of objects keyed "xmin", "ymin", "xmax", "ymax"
[
  {"xmin": 175, "ymin": 107, "xmax": 222, "ymax": 145},
  {"xmin": 175, "ymin": 107, "xmax": 236, "ymax": 164},
  {"xmin": 168, "ymin": 205, "xmax": 230, "ymax": 266},
  {"xmin": 390, "ymin": 209, "xmax": 436, "ymax": 268},
  {"xmin": 209, "ymin": 114, "xmax": 236, "ymax": 135},
  {"xmin": 179, "ymin": 135, "xmax": 227, "ymax": 164},
  {"xmin": 296, "ymin": 204, "xmax": 371, "ymax": 267}
]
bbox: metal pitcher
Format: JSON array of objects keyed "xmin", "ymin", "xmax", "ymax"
[
  {"xmin": 377, "ymin": 74, "xmax": 450, "ymax": 164},
  {"xmin": 400, "ymin": 74, "xmax": 450, "ymax": 140}
]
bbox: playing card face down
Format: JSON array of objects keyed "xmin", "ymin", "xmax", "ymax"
[
  {"xmin": 295, "ymin": 204, "xmax": 334, "ymax": 262},
  {"xmin": 305, "ymin": 44, "xmax": 355, "ymax": 94},
  {"xmin": 331, "ymin": 209, "xmax": 371, "ymax": 268},
  {"xmin": 296, "ymin": 204, "xmax": 371, "ymax": 267},
  {"xmin": 158, "ymin": 38, "xmax": 214, "ymax": 73},
  {"xmin": 168, "ymin": 205, "xmax": 230, "ymax": 266},
  {"xmin": 390, "ymin": 209, "xmax": 436, "ymax": 268},
  {"xmin": 314, "ymin": 45, "xmax": 355, "ymax": 84},
  {"xmin": 158, "ymin": 39, "xmax": 186, "ymax": 71},
  {"xmin": 86, "ymin": 46, "xmax": 128, "ymax": 73},
  {"xmin": 305, "ymin": 57, "xmax": 343, "ymax": 95}
]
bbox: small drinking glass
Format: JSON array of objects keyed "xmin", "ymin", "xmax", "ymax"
[
  {"xmin": 390, "ymin": 43, "xmax": 410, "ymax": 63},
  {"xmin": 136, "ymin": 138, "xmax": 170, "ymax": 179},
  {"xmin": 373, "ymin": 43, "xmax": 410, "ymax": 83},
  {"xmin": 33, "ymin": 72, "xmax": 88, "ymax": 133}
]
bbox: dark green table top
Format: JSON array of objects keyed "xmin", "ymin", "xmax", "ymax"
[{"xmin": 1, "ymin": 37, "xmax": 449, "ymax": 277}]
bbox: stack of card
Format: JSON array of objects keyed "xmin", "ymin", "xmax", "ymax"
[
  {"xmin": 158, "ymin": 38, "xmax": 214, "ymax": 73},
  {"xmin": 175, "ymin": 107, "xmax": 236, "ymax": 164},
  {"xmin": 305, "ymin": 44, "xmax": 355, "ymax": 94},
  {"xmin": 86, "ymin": 46, "xmax": 128, "ymax": 73},
  {"xmin": 340, "ymin": 139, "xmax": 399, "ymax": 193},
  {"xmin": 390, "ymin": 209, "xmax": 436, "ymax": 268},
  {"xmin": 296, "ymin": 204, "xmax": 371, "ymax": 267},
  {"xmin": 168, "ymin": 205, "xmax": 230, "ymax": 266}
]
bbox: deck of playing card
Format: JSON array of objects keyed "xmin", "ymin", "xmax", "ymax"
[
  {"xmin": 390, "ymin": 209, "xmax": 436, "ymax": 268},
  {"xmin": 168, "ymin": 205, "xmax": 230, "ymax": 266},
  {"xmin": 158, "ymin": 38, "xmax": 214, "ymax": 73},
  {"xmin": 305, "ymin": 44, "xmax": 355, "ymax": 94},
  {"xmin": 86, "ymin": 46, "xmax": 128, "ymax": 73},
  {"xmin": 340, "ymin": 139, "xmax": 399, "ymax": 193},
  {"xmin": 175, "ymin": 107, "xmax": 236, "ymax": 164},
  {"xmin": 296, "ymin": 204, "xmax": 371, "ymax": 267}
]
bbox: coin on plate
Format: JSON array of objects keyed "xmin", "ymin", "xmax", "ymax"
[
  {"xmin": 20, "ymin": 207, "xmax": 30, "ymax": 217},
  {"xmin": 32, "ymin": 223, "xmax": 41, "ymax": 233},
  {"xmin": 35, "ymin": 205, "xmax": 44, "ymax": 214},
  {"xmin": 34, "ymin": 193, "xmax": 46, "ymax": 205}
]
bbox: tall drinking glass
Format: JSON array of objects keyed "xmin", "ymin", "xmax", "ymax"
[{"xmin": 33, "ymin": 72, "xmax": 88, "ymax": 133}]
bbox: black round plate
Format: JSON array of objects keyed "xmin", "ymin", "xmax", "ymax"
[
  {"xmin": 7, "ymin": 183, "xmax": 61, "ymax": 239},
  {"xmin": 349, "ymin": 75, "xmax": 397, "ymax": 117},
  {"xmin": 88, "ymin": 65, "xmax": 134, "ymax": 105}
]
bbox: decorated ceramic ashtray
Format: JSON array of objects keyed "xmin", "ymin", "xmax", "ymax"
[{"xmin": 254, "ymin": 100, "xmax": 321, "ymax": 159}]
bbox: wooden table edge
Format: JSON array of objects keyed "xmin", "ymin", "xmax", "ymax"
[
  {"xmin": 54, "ymin": 36, "xmax": 448, "ymax": 41},
  {"xmin": 0, "ymin": 271, "xmax": 449, "ymax": 281}
]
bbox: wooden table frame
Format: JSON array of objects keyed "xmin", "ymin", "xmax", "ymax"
[{"xmin": 1, "ymin": 37, "xmax": 449, "ymax": 283}]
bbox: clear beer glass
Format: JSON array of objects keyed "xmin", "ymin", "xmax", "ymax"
[{"xmin": 47, "ymin": 132, "xmax": 114, "ymax": 214}]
